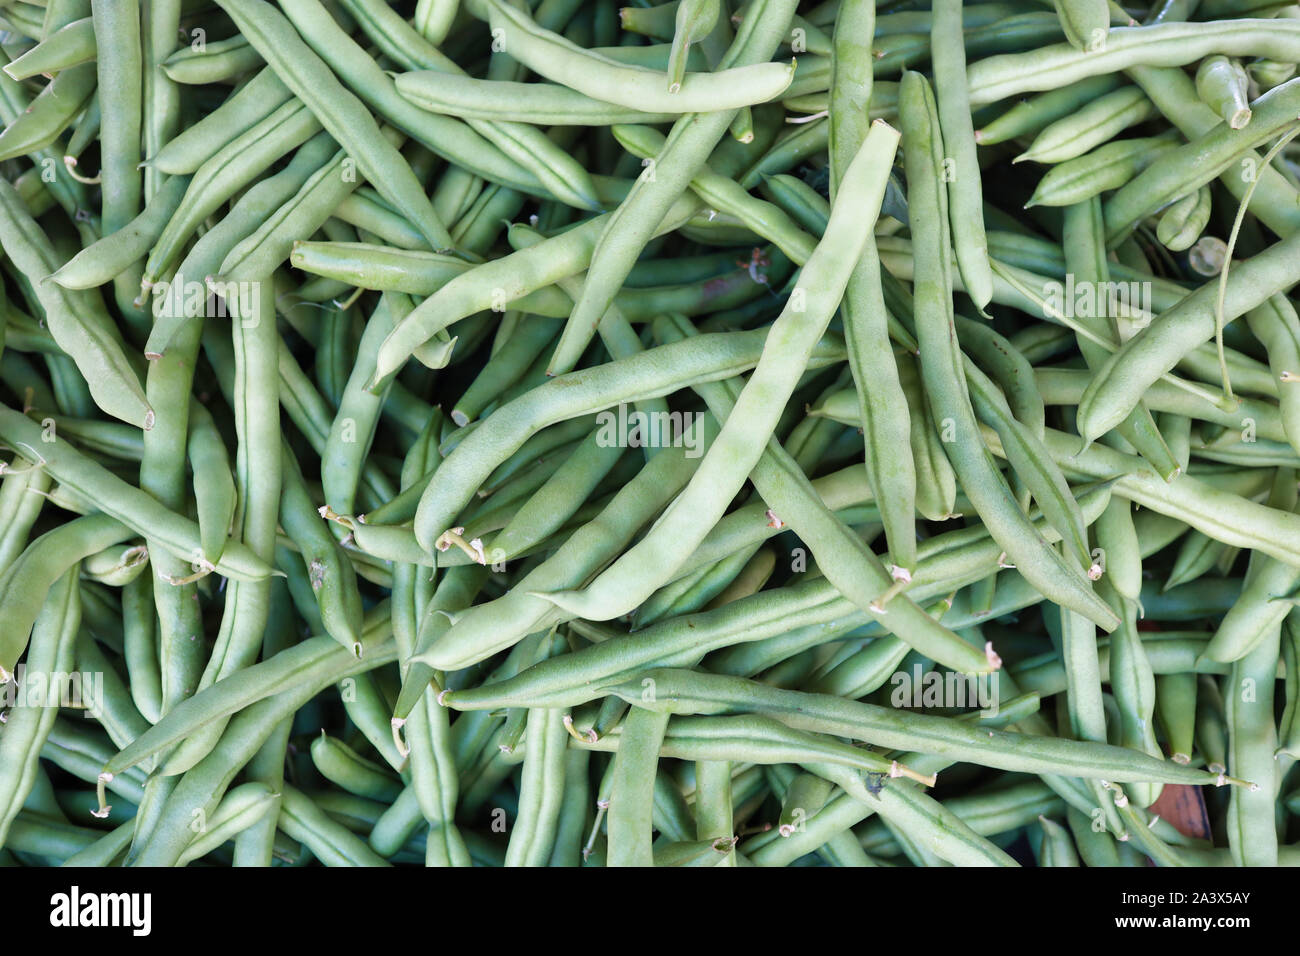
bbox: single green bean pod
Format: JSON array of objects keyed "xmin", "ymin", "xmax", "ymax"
[
  {"xmin": 1155, "ymin": 186, "xmax": 1213, "ymax": 252},
  {"xmin": 667, "ymin": 0, "xmax": 720, "ymax": 93},
  {"xmin": 1195, "ymin": 56, "xmax": 1252, "ymax": 129},
  {"xmin": 1053, "ymin": 0, "xmax": 1109, "ymax": 52}
]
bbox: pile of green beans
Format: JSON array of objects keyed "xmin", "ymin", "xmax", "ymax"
[{"xmin": 1, "ymin": 0, "xmax": 1300, "ymax": 870}]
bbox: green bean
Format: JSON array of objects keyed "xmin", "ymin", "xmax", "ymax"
[
  {"xmin": 322, "ymin": 293, "xmax": 399, "ymax": 527},
  {"xmin": 1034, "ymin": 367, "xmax": 1286, "ymax": 443},
  {"xmin": 310, "ymin": 733, "xmax": 402, "ymax": 803},
  {"xmin": 125, "ymin": 617, "xmax": 396, "ymax": 865},
  {"xmin": 545, "ymin": 0, "xmax": 798, "ymax": 375},
  {"xmin": 375, "ymin": 201, "xmax": 663, "ymax": 380},
  {"xmin": 213, "ymin": 0, "xmax": 453, "ymax": 252},
  {"xmin": 451, "ymin": 318, "xmax": 562, "ymax": 426},
  {"xmin": 932, "ymin": 0, "xmax": 994, "ymax": 312},
  {"xmin": 1156, "ymin": 185, "xmax": 1213, "ymax": 252},
  {"xmin": 998, "ymin": 426, "xmax": 1300, "ymax": 568},
  {"xmin": 823, "ymin": 2, "xmax": 919, "ymax": 578},
  {"xmin": 62, "ymin": 819, "xmax": 135, "ymax": 867},
  {"xmin": 1156, "ymin": 671, "xmax": 1198, "ymax": 765},
  {"xmin": 503, "ymin": 708, "xmax": 568, "ymax": 866},
  {"xmin": 976, "ymin": 75, "xmax": 1121, "ymax": 146},
  {"xmin": 0, "ymin": 62, "xmax": 96, "ymax": 162},
  {"xmin": 145, "ymin": 130, "xmax": 339, "ymax": 357},
  {"xmin": 279, "ymin": 785, "xmax": 391, "ymax": 867},
  {"xmin": 0, "ymin": 514, "xmax": 134, "ymax": 680},
  {"xmin": 777, "ymin": 771, "xmax": 835, "ymax": 838},
  {"xmin": 410, "ymin": 420, "xmax": 711, "ymax": 676},
  {"xmin": 0, "ymin": 568, "xmax": 80, "ymax": 845},
  {"xmin": 161, "ymin": 35, "xmax": 262, "ymax": 84},
  {"xmin": 200, "ymin": 280, "xmax": 280, "ymax": 666},
  {"xmin": 747, "ymin": 783, "xmax": 874, "ymax": 866},
  {"xmin": 1019, "ymin": 86, "xmax": 1157, "ymax": 165},
  {"xmin": 279, "ymin": 448, "xmax": 364, "ymax": 656},
  {"xmin": 146, "ymin": 68, "xmax": 292, "ymax": 175},
  {"xmin": 2, "ymin": 16, "xmax": 94, "ymax": 80},
  {"xmin": 902, "ymin": 71, "xmax": 1117, "ymax": 630},
  {"xmin": 812, "ymin": 763, "xmax": 1017, "ymax": 866},
  {"xmin": 0, "ymin": 182, "xmax": 150, "ymax": 429},
  {"xmin": 137, "ymin": 0, "xmax": 181, "ymax": 202},
  {"xmin": 968, "ymin": 20, "xmax": 1300, "ymax": 105},
  {"xmin": 582, "ymin": 712, "xmax": 932, "ymax": 783},
  {"xmin": 81, "ymin": 541, "xmax": 149, "ymax": 588},
  {"xmin": 1200, "ymin": 469, "xmax": 1300, "ymax": 663},
  {"xmin": 527, "ymin": 125, "xmax": 900, "ymax": 629},
  {"xmin": 1245, "ymin": 295, "xmax": 1300, "ymax": 457},
  {"xmin": 1027, "ymin": 134, "xmax": 1179, "ymax": 209},
  {"xmin": 1108, "ymin": 82, "xmax": 1300, "ymax": 244},
  {"xmin": 1129, "ymin": 62, "xmax": 1300, "ymax": 239},
  {"xmin": 286, "ymin": 0, "xmax": 597, "ymax": 214},
  {"xmin": 414, "ymin": 0, "xmax": 458, "ymax": 45},
  {"xmin": 413, "ymin": 322, "xmax": 840, "ymax": 551},
  {"xmin": 1077, "ymin": 229, "xmax": 1300, "ymax": 445},
  {"xmin": 186, "ymin": 403, "xmax": 235, "ymax": 568},
  {"xmin": 482, "ymin": 0, "xmax": 792, "ymax": 114},
  {"xmin": 602, "ymin": 668, "xmax": 1249, "ymax": 787},
  {"xmin": 1249, "ymin": 58, "xmax": 1298, "ymax": 91},
  {"xmin": 1164, "ymin": 529, "xmax": 1230, "ymax": 591},
  {"xmin": 442, "ymin": 484, "xmax": 1115, "ymax": 714},
  {"xmin": 0, "ymin": 454, "xmax": 51, "ymax": 577},
  {"xmin": 88, "ymin": 0, "xmax": 144, "ymax": 317},
  {"xmin": 1196, "ymin": 55, "xmax": 1252, "ymax": 129},
  {"xmin": 143, "ymin": 99, "xmax": 324, "ymax": 284},
  {"xmin": 341, "ymin": 667, "xmax": 408, "ymax": 773},
  {"xmin": 666, "ymin": 0, "xmax": 720, "ymax": 94},
  {"xmin": 177, "ymin": 782, "xmax": 279, "ymax": 866},
  {"xmin": 1225, "ymin": 624, "xmax": 1281, "ymax": 866},
  {"xmin": 1101, "ymin": 578, "xmax": 1163, "ymax": 808},
  {"xmin": 119, "ymin": 572, "xmax": 161, "ymax": 724},
  {"xmin": 100, "ymin": 606, "xmax": 384, "ymax": 785},
  {"xmin": 331, "ymin": 193, "xmax": 426, "ymax": 252},
  {"xmin": 1052, "ymin": 0, "xmax": 1109, "ymax": 51},
  {"xmin": 1279, "ymin": 610, "xmax": 1300, "ymax": 759},
  {"xmin": 5, "ymin": 813, "xmax": 103, "ymax": 862},
  {"xmin": 48, "ymin": 174, "xmax": 187, "ymax": 291},
  {"xmin": 859, "ymin": 775, "xmax": 1062, "ymax": 856},
  {"xmin": 605, "ymin": 705, "xmax": 670, "ymax": 867},
  {"xmin": 1037, "ymin": 814, "xmax": 1080, "ymax": 866}
]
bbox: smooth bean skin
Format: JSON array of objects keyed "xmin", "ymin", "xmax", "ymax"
[
  {"xmin": 412, "ymin": 324, "xmax": 845, "ymax": 554},
  {"xmin": 146, "ymin": 68, "xmax": 293, "ymax": 175},
  {"xmin": 3, "ymin": 18, "xmax": 97, "ymax": 80},
  {"xmin": 1077, "ymin": 229, "xmax": 1300, "ymax": 443},
  {"xmin": 605, "ymin": 705, "xmax": 670, "ymax": 867},
  {"xmin": 900, "ymin": 70, "xmax": 1117, "ymax": 631},
  {"xmin": 601, "ymin": 669, "xmax": 1245, "ymax": 787},
  {"xmin": 967, "ymin": 20, "xmax": 1300, "ymax": 105},
  {"xmin": 3, "ymin": 0, "xmax": 1297, "ymax": 871},
  {"xmin": 482, "ymin": 0, "xmax": 795, "ymax": 114},
  {"xmin": 0, "ymin": 515, "xmax": 133, "ymax": 680},
  {"xmin": 530, "ymin": 123, "xmax": 899, "ymax": 624},
  {"xmin": 213, "ymin": 0, "xmax": 453, "ymax": 252},
  {"xmin": 0, "ymin": 568, "xmax": 80, "ymax": 847},
  {"xmin": 395, "ymin": 72, "xmax": 682, "ymax": 126},
  {"xmin": 0, "ymin": 181, "xmax": 151, "ymax": 429}
]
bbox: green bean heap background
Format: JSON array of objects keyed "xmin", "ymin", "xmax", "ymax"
[{"xmin": 1, "ymin": 0, "xmax": 1300, "ymax": 869}]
